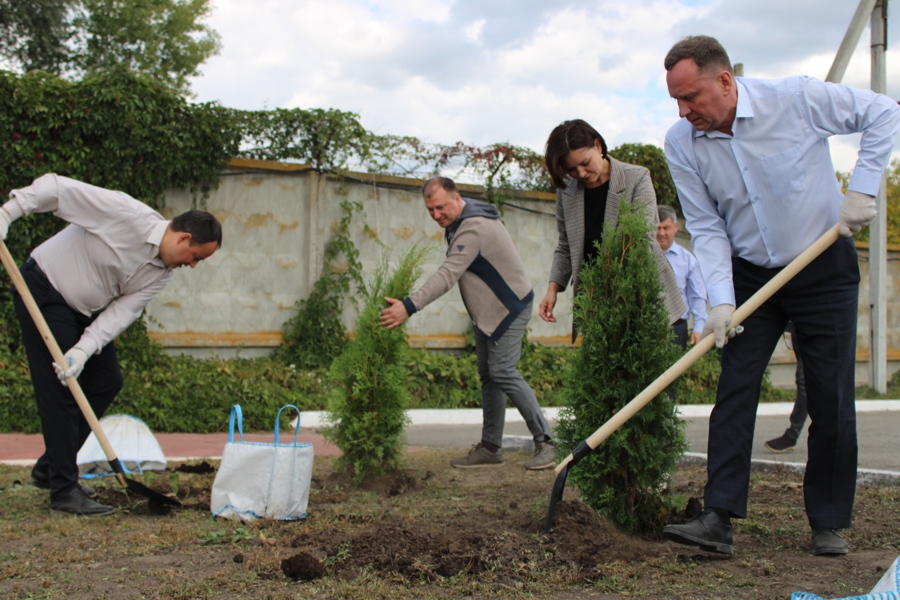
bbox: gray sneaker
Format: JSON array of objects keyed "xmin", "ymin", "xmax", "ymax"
[
  {"xmin": 450, "ymin": 443, "xmax": 503, "ymax": 468},
  {"xmin": 524, "ymin": 441, "xmax": 557, "ymax": 470}
]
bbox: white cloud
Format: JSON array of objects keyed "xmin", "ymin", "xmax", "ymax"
[{"xmin": 191, "ymin": 0, "xmax": 900, "ymax": 174}]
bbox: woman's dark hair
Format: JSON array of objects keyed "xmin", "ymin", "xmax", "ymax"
[
  {"xmin": 171, "ymin": 210, "xmax": 222, "ymax": 248},
  {"xmin": 544, "ymin": 119, "xmax": 608, "ymax": 189}
]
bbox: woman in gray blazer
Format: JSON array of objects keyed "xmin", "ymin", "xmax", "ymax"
[{"xmin": 539, "ymin": 119, "xmax": 684, "ymax": 332}]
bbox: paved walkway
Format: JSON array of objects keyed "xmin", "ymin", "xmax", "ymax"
[{"xmin": 1, "ymin": 402, "xmax": 898, "ymax": 478}]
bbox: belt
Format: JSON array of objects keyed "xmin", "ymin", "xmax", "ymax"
[
  {"xmin": 673, "ymin": 318, "xmax": 686, "ymax": 325},
  {"xmin": 23, "ymin": 256, "xmax": 47, "ymax": 278}
]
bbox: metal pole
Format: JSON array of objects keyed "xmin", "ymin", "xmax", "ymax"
[
  {"xmin": 828, "ymin": 0, "xmax": 879, "ymax": 82},
  {"xmin": 869, "ymin": 0, "xmax": 889, "ymax": 393}
]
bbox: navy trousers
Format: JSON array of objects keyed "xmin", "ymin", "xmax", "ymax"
[
  {"xmin": 704, "ymin": 237, "xmax": 859, "ymax": 529},
  {"xmin": 13, "ymin": 259, "xmax": 123, "ymax": 499}
]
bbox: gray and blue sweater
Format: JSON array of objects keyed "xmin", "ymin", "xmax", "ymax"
[{"xmin": 402, "ymin": 199, "xmax": 534, "ymax": 341}]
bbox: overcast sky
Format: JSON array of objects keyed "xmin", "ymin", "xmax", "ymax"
[{"xmin": 189, "ymin": 0, "xmax": 900, "ymax": 176}]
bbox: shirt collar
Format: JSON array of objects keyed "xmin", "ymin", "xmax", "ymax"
[
  {"xmin": 147, "ymin": 220, "xmax": 170, "ymax": 268},
  {"xmin": 693, "ymin": 78, "xmax": 752, "ymax": 139}
]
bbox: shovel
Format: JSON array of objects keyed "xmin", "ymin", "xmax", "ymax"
[
  {"xmin": 0, "ymin": 241, "xmax": 181, "ymax": 509},
  {"xmin": 544, "ymin": 225, "xmax": 841, "ymax": 532}
]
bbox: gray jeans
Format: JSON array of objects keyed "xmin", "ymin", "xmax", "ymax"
[{"xmin": 475, "ymin": 301, "xmax": 552, "ymax": 447}]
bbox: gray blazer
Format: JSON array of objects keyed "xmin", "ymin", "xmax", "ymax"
[{"xmin": 548, "ymin": 156, "xmax": 686, "ymax": 326}]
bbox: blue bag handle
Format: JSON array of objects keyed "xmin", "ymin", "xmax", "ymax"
[
  {"xmin": 273, "ymin": 404, "xmax": 302, "ymax": 445},
  {"xmin": 228, "ymin": 405, "xmax": 244, "ymax": 443}
]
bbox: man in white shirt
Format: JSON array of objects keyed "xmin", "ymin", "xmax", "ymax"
[
  {"xmin": 656, "ymin": 204, "xmax": 707, "ymax": 348},
  {"xmin": 0, "ymin": 174, "xmax": 221, "ymax": 516},
  {"xmin": 660, "ymin": 35, "xmax": 899, "ymax": 557}
]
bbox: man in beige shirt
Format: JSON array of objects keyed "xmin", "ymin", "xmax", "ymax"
[{"xmin": 0, "ymin": 174, "xmax": 221, "ymax": 516}]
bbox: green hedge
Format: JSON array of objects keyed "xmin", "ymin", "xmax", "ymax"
[{"xmin": 1, "ymin": 324, "xmax": 798, "ymax": 433}]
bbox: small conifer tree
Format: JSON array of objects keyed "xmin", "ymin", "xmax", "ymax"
[
  {"xmin": 554, "ymin": 200, "xmax": 687, "ymax": 534},
  {"xmin": 325, "ymin": 243, "xmax": 430, "ymax": 484}
]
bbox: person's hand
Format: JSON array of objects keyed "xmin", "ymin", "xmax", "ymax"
[
  {"xmin": 539, "ymin": 286, "xmax": 559, "ymax": 323},
  {"xmin": 379, "ymin": 297, "xmax": 409, "ymax": 329},
  {"xmin": 838, "ymin": 190, "xmax": 877, "ymax": 237},
  {"xmin": 53, "ymin": 348, "xmax": 89, "ymax": 387},
  {"xmin": 701, "ymin": 304, "xmax": 738, "ymax": 348},
  {"xmin": 690, "ymin": 331, "xmax": 702, "ymax": 345},
  {"xmin": 0, "ymin": 207, "xmax": 12, "ymax": 242}
]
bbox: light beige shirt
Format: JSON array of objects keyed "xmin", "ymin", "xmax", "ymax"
[{"xmin": 3, "ymin": 174, "xmax": 174, "ymax": 356}]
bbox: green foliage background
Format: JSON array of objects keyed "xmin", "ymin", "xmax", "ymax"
[
  {"xmin": 609, "ymin": 142, "xmax": 679, "ymax": 213},
  {"xmin": 0, "ymin": 0, "xmax": 220, "ymax": 95},
  {"xmin": 554, "ymin": 201, "xmax": 687, "ymax": 534}
]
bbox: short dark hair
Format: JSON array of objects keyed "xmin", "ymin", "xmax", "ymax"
[
  {"xmin": 171, "ymin": 210, "xmax": 222, "ymax": 248},
  {"xmin": 658, "ymin": 204, "xmax": 677, "ymax": 224},
  {"xmin": 664, "ymin": 35, "xmax": 733, "ymax": 75},
  {"xmin": 544, "ymin": 119, "xmax": 608, "ymax": 189},
  {"xmin": 422, "ymin": 176, "xmax": 459, "ymax": 197}
]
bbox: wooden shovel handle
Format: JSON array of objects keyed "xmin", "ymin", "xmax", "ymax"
[
  {"xmin": 554, "ymin": 225, "xmax": 841, "ymax": 474},
  {"xmin": 0, "ymin": 241, "xmax": 124, "ymax": 475}
]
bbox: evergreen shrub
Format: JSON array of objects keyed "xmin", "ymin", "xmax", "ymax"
[
  {"xmin": 325, "ymin": 244, "xmax": 429, "ymax": 483},
  {"xmin": 553, "ymin": 200, "xmax": 687, "ymax": 534}
]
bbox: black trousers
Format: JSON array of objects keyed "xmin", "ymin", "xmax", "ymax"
[
  {"xmin": 672, "ymin": 319, "xmax": 689, "ymax": 349},
  {"xmin": 704, "ymin": 237, "xmax": 859, "ymax": 529},
  {"xmin": 13, "ymin": 259, "xmax": 123, "ymax": 498}
]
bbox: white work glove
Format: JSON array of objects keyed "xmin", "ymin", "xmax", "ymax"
[
  {"xmin": 53, "ymin": 348, "xmax": 89, "ymax": 387},
  {"xmin": 0, "ymin": 207, "xmax": 12, "ymax": 241},
  {"xmin": 838, "ymin": 190, "xmax": 877, "ymax": 237},
  {"xmin": 701, "ymin": 304, "xmax": 739, "ymax": 349}
]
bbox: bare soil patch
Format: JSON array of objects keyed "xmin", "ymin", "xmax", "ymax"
[{"xmin": 0, "ymin": 449, "xmax": 897, "ymax": 599}]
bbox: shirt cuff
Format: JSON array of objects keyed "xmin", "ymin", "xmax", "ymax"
[
  {"xmin": 73, "ymin": 335, "xmax": 100, "ymax": 357},
  {"xmin": 2, "ymin": 200, "xmax": 24, "ymax": 221},
  {"xmin": 707, "ymin": 286, "xmax": 736, "ymax": 309},
  {"xmin": 847, "ymin": 169, "xmax": 884, "ymax": 197}
]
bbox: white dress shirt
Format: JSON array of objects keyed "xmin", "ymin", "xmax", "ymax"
[
  {"xmin": 3, "ymin": 174, "xmax": 174, "ymax": 356},
  {"xmin": 665, "ymin": 76, "xmax": 900, "ymax": 307},
  {"xmin": 664, "ymin": 242, "xmax": 707, "ymax": 332}
]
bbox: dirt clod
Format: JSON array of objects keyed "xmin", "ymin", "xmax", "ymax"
[
  {"xmin": 175, "ymin": 461, "xmax": 215, "ymax": 474},
  {"xmin": 280, "ymin": 552, "xmax": 325, "ymax": 581}
]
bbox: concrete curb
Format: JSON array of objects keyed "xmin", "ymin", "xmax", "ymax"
[
  {"xmin": 294, "ymin": 400, "xmax": 900, "ymax": 429},
  {"xmin": 682, "ymin": 452, "xmax": 900, "ymax": 484}
]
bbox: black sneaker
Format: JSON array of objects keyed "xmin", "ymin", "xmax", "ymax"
[
  {"xmin": 764, "ymin": 434, "xmax": 797, "ymax": 453},
  {"xmin": 50, "ymin": 486, "xmax": 115, "ymax": 517},
  {"xmin": 812, "ymin": 528, "xmax": 849, "ymax": 556},
  {"xmin": 30, "ymin": 468, "xmax": 97, "ymax": 498},
  {"xmin": 663, "ymin": 509, "xmax": 734, "ymax": 555}
]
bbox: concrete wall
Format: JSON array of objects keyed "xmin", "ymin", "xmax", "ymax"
[{"xmin": 146, "ymin": 158, "xmax": 900, "ymax": 387}]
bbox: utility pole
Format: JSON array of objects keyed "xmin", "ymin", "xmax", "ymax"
[
  {"xmin": 826, "ymin": 0, "xmax": 891, "ymax": 393},
  {"xmin": 869, "ymin": 0, "xmax": 889, "ymax": 393}
]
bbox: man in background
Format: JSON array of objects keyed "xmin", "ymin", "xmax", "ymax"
[{"xmin": 657, "ymin": 204, "xmax": 707, "ymax": 348}]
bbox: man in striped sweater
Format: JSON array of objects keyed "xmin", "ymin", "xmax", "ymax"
[{"xmin": 380, "ymin": 177, "xmax": 555, "ymax": 470}]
